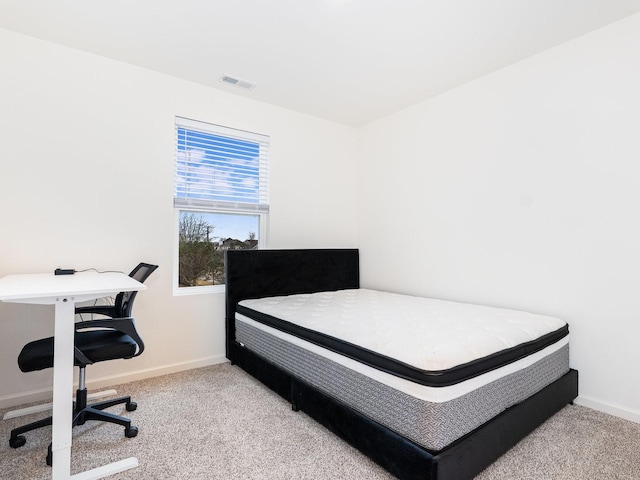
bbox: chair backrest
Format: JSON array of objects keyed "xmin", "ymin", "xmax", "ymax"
[{"xmin": 114, "ymin": 263, "xmax": 158, "ymax": 317}]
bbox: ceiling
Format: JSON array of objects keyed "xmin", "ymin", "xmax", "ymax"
[{"xmin": 1, "ymin": 0, "xmax": 640, "ymax": 126}]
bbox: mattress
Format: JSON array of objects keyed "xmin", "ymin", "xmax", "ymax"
[
  {"xmin": 237, "ymin": 289, "xmax": 568, "ymax": 386},
  {"xmin": 235, "ymin": 289, "xmax": 570, "ymax": 450}
]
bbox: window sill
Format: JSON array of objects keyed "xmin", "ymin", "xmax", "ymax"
[{"xmin": 173, "ymin": 284, "xmax": 225, "ymax": 296}]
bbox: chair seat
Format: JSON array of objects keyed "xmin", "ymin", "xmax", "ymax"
[{"xmin": 18, "ymin": 331, "xmax": 138, "ymax": 372}]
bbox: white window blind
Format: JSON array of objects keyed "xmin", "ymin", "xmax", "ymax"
[{"xmin": 174, "ymin": 117, "xmax": 269, "ymax": 213}]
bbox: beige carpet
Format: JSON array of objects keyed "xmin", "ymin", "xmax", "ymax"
[{"xmin": 1, "ymin": 363, "xmax": 639, "ymax": 479}]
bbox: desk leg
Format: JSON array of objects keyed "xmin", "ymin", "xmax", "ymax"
[{"xmin": 51, "ymin": 298, "xmax": 75, "ymax": 480}]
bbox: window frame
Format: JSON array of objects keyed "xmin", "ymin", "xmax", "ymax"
[{"xmin": 173, "ymin": 117, "xmax": 269, "ymax": 295}]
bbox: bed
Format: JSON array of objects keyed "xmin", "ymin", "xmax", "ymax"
[{"xmin": 224, "ymin": 249, "xmax": 578, "ymax": 480}]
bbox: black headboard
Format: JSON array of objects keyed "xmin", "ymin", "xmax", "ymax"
[{"xmin": 224, "ymin": 249, "xmax": 359, "ymax": 359}]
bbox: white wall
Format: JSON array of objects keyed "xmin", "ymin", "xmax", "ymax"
[
  {"xmin": 358, "ymin": 13, "xmax": 640, "ymax": 421},
  {"xmin": 0, "ymin": 28, "xmax": 358, "ymax": 407},
  {"xmin": 3, "ymin": 12, "xmax": 640, "ymax": 423}
]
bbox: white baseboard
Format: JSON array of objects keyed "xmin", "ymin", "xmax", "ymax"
[
  {"xmin": 3, "ymin": 390, "xmax": 118, "ymax": 420},
  {"xmin": 574, "ymin": 394, "xmax": 640, "ymax": 424},
  {"xmin": 0, "ymin": 355, "xmax": 228, "ymax": 410},
  {"xmin": 84, "ymin": 355, "xmax": 229, "ymax": 392},
  {"xmin": 5, "ymin": 362, "xmax": 640, "ymax": 428},
  {"xmin": 0, "ymin": 388, "xmax": 53, "ymax": 410}
]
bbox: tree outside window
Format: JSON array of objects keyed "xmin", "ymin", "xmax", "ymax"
[{"xmin": 178, "ymin": 211, "xmax": 259, "ymax": 287}]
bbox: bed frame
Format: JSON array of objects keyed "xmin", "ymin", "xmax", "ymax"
[{"xmin": 225, "ymin": 249, "xmax": 578, "ymax": 480}]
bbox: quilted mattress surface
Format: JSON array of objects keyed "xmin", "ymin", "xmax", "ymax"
[{"xmin": 237, "ymin": 288, "xmax": 568, "ymax": 386}]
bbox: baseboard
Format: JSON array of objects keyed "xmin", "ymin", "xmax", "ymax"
[
  {"xmin": 0, "ymin": 355, "xmax": 228, "ymax": 410},
  {"xmin": 85, "ymin": 355, "xmax": 228, "ymax": 391},
  {"xmin": 8, "ymin": 361, "xmax": 637, "ymax": 428},
  {"xmin": 0, "ymin": 388, "xmax": 55, "ymax": 410},
  {"xmin": 574, "ymin": 394, "xmax": 640, "ymax": 424}
]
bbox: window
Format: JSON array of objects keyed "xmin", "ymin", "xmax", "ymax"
[{"xmin": 174, "ymin": 117, "xmax": 269, "ymax": 292}]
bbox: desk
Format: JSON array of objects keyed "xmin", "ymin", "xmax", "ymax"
[{"xmin": 0, "ymin": 271, "xmax": 146, "ymax": 480}]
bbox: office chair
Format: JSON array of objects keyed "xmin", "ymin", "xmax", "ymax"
[{"xmin": 8, "ymin": 263, "xmax": 158, "ymax": 465}]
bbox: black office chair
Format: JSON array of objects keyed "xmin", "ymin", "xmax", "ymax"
[{"xmin": 8, "ymin": 263, "xmax": 158, "ymax": 465}]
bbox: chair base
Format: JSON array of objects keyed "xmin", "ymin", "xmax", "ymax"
[{"xmin": 9, "ymin": 388, "xmax": 138, "ymax": 465}]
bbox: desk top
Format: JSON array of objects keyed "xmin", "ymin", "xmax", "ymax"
[{"xmin": 0, "ymin": 271, "xmax": 145, "ymax": 304}]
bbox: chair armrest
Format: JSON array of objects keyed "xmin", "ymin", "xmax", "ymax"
[
  {"xmin": 75, "ymin": 304, "xmax": 118, "ymax": 318},
  {"xmin": 75, "ymin": 317, "xmax": 145, "ymax": 358}
]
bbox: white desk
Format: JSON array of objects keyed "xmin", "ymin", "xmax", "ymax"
[{"xmin": 0, "ymin": 271, "xmax": 146, "ymax": 480}]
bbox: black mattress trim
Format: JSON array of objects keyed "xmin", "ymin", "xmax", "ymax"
[{"xmin": 236, "ymin": 303, "xmax": 569, "ymax": 387}]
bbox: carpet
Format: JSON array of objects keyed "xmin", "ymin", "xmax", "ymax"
[{"xmin": 1, "ymin": 363, "xmax": 639, "ymax": 479}]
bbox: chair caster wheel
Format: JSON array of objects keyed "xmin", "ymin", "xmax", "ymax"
[
  {"xmin": 9, "ymin": 435, "xmax": 26, "ymax": 448},
  {"xmin": 126, "ymin": 401, "xmax": 137, "ymax": 411},
  {"xmin": 125, "ymin": 426, "xmax": 138, "ymax": 438}
]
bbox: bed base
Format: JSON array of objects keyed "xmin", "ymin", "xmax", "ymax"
[
  {"xmin": 230, "ymin": 340, "xmax": 577, "ymax": 480},
  {"xmin": 225, "ymin": 249, "xmax": 579, "ymax": 480}
]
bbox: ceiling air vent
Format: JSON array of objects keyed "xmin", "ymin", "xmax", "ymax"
[{"xmin": 220, "ymin": 75, "xmax": 256, "ymax": 90}]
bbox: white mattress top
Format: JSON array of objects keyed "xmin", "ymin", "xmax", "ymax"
[{"xmin": 239, "ymin": 289, "xmax": 567, "ymax": 371}]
